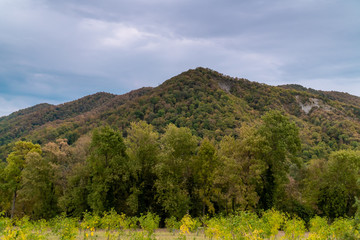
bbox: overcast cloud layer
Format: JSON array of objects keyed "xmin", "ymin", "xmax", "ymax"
[{"xmin": 0, "ymin": 0, "xmax": 359, "ymax": 117}]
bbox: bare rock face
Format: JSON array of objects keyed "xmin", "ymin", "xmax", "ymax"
[
  {"xmin": 218, "ymin": 81, "xmax": 232, "ymax": 93},
  {"xmin": 296, "ymin": 96, "xmax": 332, "ymax": 114}
]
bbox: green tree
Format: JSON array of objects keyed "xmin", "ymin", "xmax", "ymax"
[
  {"xmin": 215, "ymin": 134, "xmax": 264, "ymax": 213},
  {"xmin": 0, "ymin": 161, "xmax": 10, "ymax": 213},
  {"xmin": 125, "ymin": 121, "xmax": 160, "ymax": 214},
  {"xmin": 155, "ymin": 124, "xmax": 198, "ymax": 218},
  {"xmin": 42, "ymin": 139, "xmax": 74, "ymax": 198},
  {"xmin": 317, "ymin": 150, "xmax": 360, "ymax": 218},
  {"xmin": 192, "ymin": 138, "xmax": 218, "ymax": 215},
  {"xmin": 18, "ymin": 151, "xmax": 58, "ymax": 219},
  {"xmin": 87, "ymin": 126, "xmax": 129, "ymax": 214},
  {"xmin": 55, "ymin": 135, "xmax": 92, "ymax": 217},
  {"xmin": 3, "ymin": 141, "xmax": 42, "ymax": 218},
  {"xmin": 251, "ymin": 111, "xmax": 301, "ymax": 210},
  {"xmin": 59, "ymin": 162, "xmax": 90, "ymax": 217}
]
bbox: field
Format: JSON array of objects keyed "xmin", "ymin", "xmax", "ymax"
[
  {"xmin": 1, "ymin": 210, "xmax": 359, "ymax": 240},
  {"xmin": 0, "ymin": 228, "xmax": 302, "ymax": 240}
]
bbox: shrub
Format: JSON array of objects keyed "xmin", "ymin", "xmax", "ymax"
[
  {"xmin": 51, "ymin": 214, "xmax": 78, "ymax": 240},
  {"xmin": 283, "ymin": 215, "xmax": 306, "ymax": 240},
  {"xmin": 331, "ymin": 217, "xmax": 360, "ymax": 239},
  {"xmin": 261, "ymin": 209, "xmax": 285, "ymax": 239},
  {"xmin": 165, "ymin": 216, "xmax": 181, "ymax": 234},
  {"xmin": 180, "ymin": 214, "xmax": 198, "ymax": 235},
  {"xmin": 100, "ymin": 209, "xmax": 121, "ymax": 239},
  {"xmin": 138, "ymin": 212, "xmax": 160, "ymax": 239},
  {"xmin": 308, "ymin": 216, "xmax": 331, "ymax": 240}
]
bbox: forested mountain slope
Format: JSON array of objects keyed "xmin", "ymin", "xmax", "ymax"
[
  {"xmin": 1, "ymin": 67, "xmax": 360, "ymax": 160},
  {"xmin": 1, "ymin": 67, "xmax": 360, "ymax": 221}
]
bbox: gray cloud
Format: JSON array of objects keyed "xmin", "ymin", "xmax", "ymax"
[{"xmin": 0, "ymin": 0, "xmax": 359, "ymax": 116}]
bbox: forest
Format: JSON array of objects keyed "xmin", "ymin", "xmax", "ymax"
[{"xmin": 1, "ymin": 111, "xmax": 359, "ymax": 221}]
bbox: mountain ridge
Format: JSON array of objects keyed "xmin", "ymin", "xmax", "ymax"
[{"xmin": 1, "ymin": 67, "xmax": 360, "ymax": 160}]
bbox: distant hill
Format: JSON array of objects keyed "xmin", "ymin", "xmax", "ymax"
[
  {"xmin": 280, "ymin": 84, "xmax": 360, "ymax": 107},
  {"xmin": 1, "ymin": 67, "xmax": 360, "ymax": 160}
]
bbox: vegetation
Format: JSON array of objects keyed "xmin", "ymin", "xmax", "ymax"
[
  {"xmin": 0, "ymin": 113, "xmax": 359, "ymax": 221},
  {"xmin": 0, "ymin": 210, "xmax": 359, "ymax": 239},
  {"xmin": 0, "ymin": 67, "xmax": 360, "ymax": 237},
  {"xmin": 2, "ymin": 68, "xmax": 360, "ymax": 160}
]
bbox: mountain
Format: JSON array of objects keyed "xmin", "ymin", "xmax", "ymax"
[{"xmin": 1, "ymin": 67, "xmax": 360, "ymax": 160}]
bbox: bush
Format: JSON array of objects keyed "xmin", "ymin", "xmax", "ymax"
[
  {"xmin": 180, "ymin": 214, "xmax": 199, "ymax": 235},
  {"xmin": 308, "ymin": 216, "xmax": 331, "ymax": 240},
  {"xmin": 138, "ymin": 212, "xmax": 160, "ymax": 239},
  {"xmin": 283, "ymin": 215, "xmax": 306, "ymax": 240},
  {"xmin": 100, "ymin": 209, "xmax": 122, "ymax": 239},
  {"xmin": 331, "ymin": 217, "xmax": 359, "ymax": 239},
  {"xmin": 165, "ymin": 216, "xmax": 181, "ymax": 234},
  {"xmin": 261, "ymin": 209, "xmax": 285, "ymax": 238},
  {"xmin": 51, "ymin": 214, "xmax": 78, "ymax": 240}
]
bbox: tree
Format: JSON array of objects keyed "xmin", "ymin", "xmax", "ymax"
[
  {"xmin": 0, "ymin": 161, "xmax": 10, "ymax": 214},
  {"xmin": 59, "ymin": 162, "xmax": 90, "ymax": 217},
  {"xmin": 215, "ymin": 134, "xmax": 264, "ymax": 213},
  {"xmin": 18, "ymin": 151, "xmax": 57, "ymax": 219},
  {"xmin": 3, "ymin": 141, "xmax": 42, "ymax": 218},
  {"xmin": 192, "ymin": 138, "xmax": 218, "ymax": 215},
  {"xmin": 250, "ymin": 111, "xmax": 301, "ymax": 210},
  {"xmin": 42, "ymin": 139, "xmax": 73, "ymax": 203},
  {"xmin": 155, "ymin": 124, "xmax": 198, "ymax": 218},
  {"xmin": 87, "ymin": 126, "xmax": 129, "ymax": 214},
  {"xmin": 317, "ymin": 150, "xmax": 360, "ymax": 218},
  {"xmin": 125, "ymin": 121, "xmax": 160, "ymax": 214},
  {"xmin": 50, "ymin": 135, "xmax": 92, "ymax": 217},
  {"xmin": 303, "ymin": 158, "xmax": 327, "ymax": 213}
]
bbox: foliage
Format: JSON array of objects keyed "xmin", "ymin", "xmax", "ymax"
[
  {"xmin": 261, "ymin": 209, "xmax": 285, "ymax": 238},
  {"xmin": 192, "ymin": 138, "xmax": 218, "ymax": 215},
  {"xmin": 138, "ymin": 212, "xmax": 160, "ymax": 239},
  {"xmin": 125, "ymin": 121, "xmax": 160, "ymax": 215},
  {"xmin": 155, "ymin": 124, "xmax": 198, "ymax": 219},
  {"xmin": 215, "ymin": 133, "xmax": 264, "ymax": 213},
  {"xmin": 87, "ymin": 126, "xmax": 129, "ymax": 214},
  {"xmin": 179, "ymin": 214, "xmax": 199, "ymax": 235},
  {"xmin": 304, "ymin": 150, "xmax": 360, "ymax": 219},
  {"xmin": 319, "ymin": 150, "xmax": 360, "ymax": 218},
  {"xmin": 100, "ymin": 209, "xmax": 122, "ymax": 239},
  {"xmin": 307, "ymin": 215, "xmax": 331, "ymax": 239},
  {"xmin": 165, "ymin": 216, "xmax": 181, "ymax": 234},
  {"xmin": 204, "ymin": 212, "xmax": 264, "ymax": 240},
  {"xmin": 80, "ymin": 211, "xmax": 101, "ymax": 239},
  {"xmin": 51, "ymin": 214, "xmax": 78, "ymax": 240},
  {"xmin": 331, "ymin": 217, "xmax": 360, "ymax": 239},
  {"xmin": 2, "ymin": 141, "xmax": 43, "ymax": 218},
  {"xmin": 0, "ymin": 210, "xmax": 360, "ymax": 239},
  {"xmin": 283, "ymin": 215, "xmax": 306, "ymax": 240},
  {"xmin": 254, "ymin": 111, "xmax": 301, "ymax": 210},
  {"xmin": 1, "ymin": 73, "xmax": 360, "ymax": 224}
]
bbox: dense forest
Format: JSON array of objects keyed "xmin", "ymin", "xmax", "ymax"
[
  {"xmin": 0, "ymin": 113, "xmax": 359, "ymax": 223},
  {"xmin": 0, "ymin": 68, "xmax": 360, "ymax": 224}
]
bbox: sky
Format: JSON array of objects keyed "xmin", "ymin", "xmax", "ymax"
[{"xmin": 0, "ymin": 0, "xmax": 359, "ymax": 117}]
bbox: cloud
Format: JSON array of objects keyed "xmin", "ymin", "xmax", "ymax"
[
  {"xmin": 0, "ymin": 0, "xmax": 359, "ymax": 117},
  {"xmin": 299, "ymin": 77, "xmax": 360, "ymax": 95},
  {"xmin": 0, "ymin": 95, "xmax": 54, "ymax": 117}
]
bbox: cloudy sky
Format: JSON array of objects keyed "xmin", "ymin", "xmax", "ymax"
[{"xmin": 0, "ymin": 0, "xmax": 359, "ymax": 117}]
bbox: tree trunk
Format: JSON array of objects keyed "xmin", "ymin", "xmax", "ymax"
[{"xmin": 11, "ymin": 188, "xmax": 17, "ymax": 219}]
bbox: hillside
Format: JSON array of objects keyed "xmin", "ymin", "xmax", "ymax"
[{"xmin": 1, "ymin": 67, "xmax": 360, "ymax": 160}]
